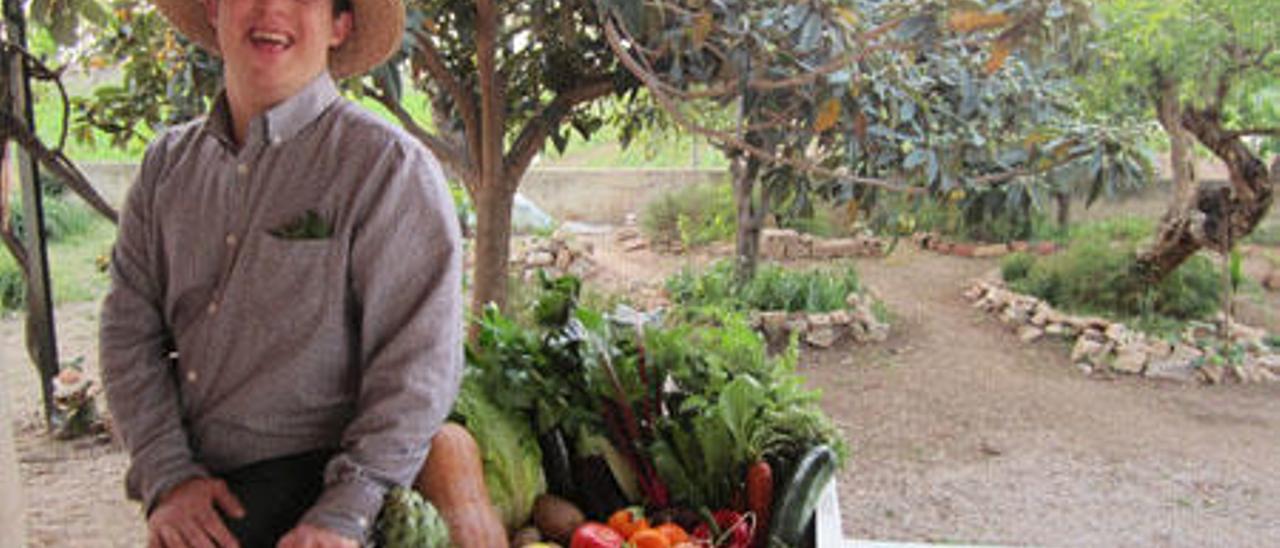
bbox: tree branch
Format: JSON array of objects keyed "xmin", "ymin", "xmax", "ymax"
[
  {"xmin": 970, "ymin": 148, "xmax": 1094, "ymax": 186},
  {"xmin": 0, "ymin": 146, "xmax": 29, "ymax": 272},
  {"xmin": 604, "ymin": 19, "xmax": 917, "ymax": 195},
  {"xmin": 363, "ymin": 85, "xmax": 475, "ymax": 184},
  {"xmin": 0, "ymin": 112, "xmax": 118, "ymax": 224},
  {"xmin": 1225, "ymin": 127, "xmax": 1280, "ymax": 139},
  {"xmin": 504, "ymin": 76, "xmax": 617, "ymax": 184},
  {"xmin": 475, "ymin": 0, "xmax": 506, "ymax": 187},
  {"xmin": 408, "ymin": 28, "xmax": 482, "ymax": 169}
]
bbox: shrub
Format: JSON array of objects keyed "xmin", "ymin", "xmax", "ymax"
[
  {"xmin": 6, "ymin": 193, "xmax": 96, "ymax": 243},
  {"xmin": 0, "ymin": 256, "xmax": 23, "ymax": 311},
  {"xmin": 1000, "ymin": 252, "xmax": 1036, "ymax": 283},
  {"xmin": 666, "ymin": 260, "xmax": 861, "ymax": 313},
  {"xmin": 1003, "ymin": 221, "xmax": 1221, "ymax": 323},
  {"xmin": 641, "ymin": 183, "xmax": 735, "ymax": 247}
]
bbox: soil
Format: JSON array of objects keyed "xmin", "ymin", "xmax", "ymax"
[{"xmin": 5, "ymin": 192, "xmax": 1280, "ymax": 546}]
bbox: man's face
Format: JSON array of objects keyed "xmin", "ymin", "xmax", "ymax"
[{"xmin": 206, "ymin": 0, "xmax": 352, "ymax": 98}]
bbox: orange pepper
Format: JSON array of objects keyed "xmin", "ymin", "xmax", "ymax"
[
  {"xmin": 607, "ymin": 507, "xmax": 649, "ymax": 539},
  {"xmin": 654, "ymin": 523, "xmax": 689, "ymax": 544},
  {"xmin": 629, "ymin": 528, "xmax": 672, "ymax": 548}
]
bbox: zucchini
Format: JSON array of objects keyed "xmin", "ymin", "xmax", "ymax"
[{"xmin": 767, "ymin": 444, "xmax": 837, "ymax": 547}]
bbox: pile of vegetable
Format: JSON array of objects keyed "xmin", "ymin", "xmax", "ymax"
[{"xmin": 451, "ymin": 274, "xmax": 846, "ymax": 547}]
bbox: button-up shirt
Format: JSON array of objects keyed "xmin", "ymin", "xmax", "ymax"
[{"xmin": 99, "ymin": 74, "xmax": 463, "ymax": 541}]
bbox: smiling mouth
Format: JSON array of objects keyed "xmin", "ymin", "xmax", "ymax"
[{"xmin": 249, "ymin": 29, "xmax": 294, "ymax": 51}]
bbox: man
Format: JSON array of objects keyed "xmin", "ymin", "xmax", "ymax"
[{"xmin": 99, "ymin": 0, "xmax": 463, "ymax": 545}]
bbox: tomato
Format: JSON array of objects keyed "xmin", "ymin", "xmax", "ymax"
[
  {"xmin": 570, "ymin": 522, "xmax": 625, "ymax": 548},
  {"xmin": 629, "ymin": 528, "xmax": 672, "ymax": 548},
  {"xmin": 654, "ymin": 522, "xmax": 690, "ymax": 544},
  {"xmin": 607, "ymin": 507, "xmax": 650, "ymax": 539}
]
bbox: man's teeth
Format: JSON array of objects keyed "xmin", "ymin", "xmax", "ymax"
[{"xmin": 251, "ymin": 31, "xmax": 291, "ymax": 46}]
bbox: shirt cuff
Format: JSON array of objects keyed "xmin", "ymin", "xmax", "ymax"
[
  {"xmin": 301, "ymin": 478, "xmax": 388, "ymax": 543},
  {"xmin": 138, "ymin": 459, "xmax": 210, "ymax": 515}
]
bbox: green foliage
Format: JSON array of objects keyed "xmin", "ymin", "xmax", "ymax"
[
  {"xmin": 666, "ymin": 260, "xmax": 860, "ymax": 314},
  {"xmin": 74, "ymin": 4, "xmax": 222, "ymax": 149},
  {"xmin": 6, "ymin": 193, "xmax": 96, "ymax": 244},
  {"xmin": 1000, "ymin": 252, "xmax": 1036, "ymax": 283},
  {"xmin": 467, "ymin": 275, "xmax": 844, "ymax": 510},
  {"xmin": 1002, "ymin": 221, "xmax": 1222, "ymax": 323},
  {"xmin": 640, "ymin": 183, "xmax": 735, "ymax": 248},
  {"xmin": 0, "ymin": 255, "xmax": 24, "ymax": 312},
  {"xmin": 1244, "ymin": 220, "xmax": 1280, "ymax": 246}
]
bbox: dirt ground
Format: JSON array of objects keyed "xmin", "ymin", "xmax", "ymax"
[{"xmin": 4, "ymin": 190, "xmax": 1280, "ymax": 547}]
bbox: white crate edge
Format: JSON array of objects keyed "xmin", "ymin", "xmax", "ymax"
[{"xmin": 815, "ymin": 477, "xmax": 842, "ymax": 547}]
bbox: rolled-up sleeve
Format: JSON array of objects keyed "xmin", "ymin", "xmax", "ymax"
[
  {"xmin": 301, "ymin": 145, "xmax": 464, "ymax": 540},
  {"xmin": 99, "ymin": 137, "xmax": 209, "ymax": 511}
]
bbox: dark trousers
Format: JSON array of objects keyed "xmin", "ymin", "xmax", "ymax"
[{"xmin": 217, "ymin": 449, "xmax": 334, "ymax": 548}]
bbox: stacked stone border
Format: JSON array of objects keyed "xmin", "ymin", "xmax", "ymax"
[
  {"xmin": 912, "ymin": 232, "xmax": 1060, "ymax": 258},
  {"xmin": 748, "ymin": 292, "xmax": 890, "ymax": 349},
  {"xmin": 966, "ymin": 279, "xmax": 1280, "ymax": 384}
]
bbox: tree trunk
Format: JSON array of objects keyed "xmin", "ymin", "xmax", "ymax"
[
  {"xmin": 1054, "ymin": 190, "xmax": 1070, "ymax": 230},
  {"xmin": 470, "ymin": 180, "xmax": 515, "ymax": 322},
  {"xmin": 731, "ymin": 154, "xmax": 765, "ymax": 285},
  {"xmin": 1156, "ymin": 77, "xmax": 1199, "ymax": 207},
  {"xmin": 1136, "ymin": 102, "xmax": 1276, "ymax": 283}
]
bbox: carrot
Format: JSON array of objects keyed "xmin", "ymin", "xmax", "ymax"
[{"xmin": 745, "ymin": 459, "xmax": 773, "ymax": 548}]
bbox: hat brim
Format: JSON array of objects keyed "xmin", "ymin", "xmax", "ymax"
[{"xmin": 153, "ymin": 0, "xmax": 404, "ymax": 79}]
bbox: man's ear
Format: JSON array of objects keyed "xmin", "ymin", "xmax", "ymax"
[
  {"xmin": 205, "ymin": 0, "xmax": 218, "ymax": 28},
  {"xmin": 330, "ymin": 11, "xmax": 353, "ymax": 48}
]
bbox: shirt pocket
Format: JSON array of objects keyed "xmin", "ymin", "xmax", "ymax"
[{"xmin": 242, "ymin": 235, "xmax": 337, "ymax": 322}]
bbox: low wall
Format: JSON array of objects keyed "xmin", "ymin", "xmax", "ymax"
[
  {"xmin": 520, "ymin": 167, "xmax": 727, "ymax": 223},
  {"xmin": 79, "ymin": 164, "xmax": 730, "ymax": 225}
]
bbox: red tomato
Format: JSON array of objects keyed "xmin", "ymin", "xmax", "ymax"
[{"xmin": 570, "ymin": 522, "xmax": 626, "ymax": 548}]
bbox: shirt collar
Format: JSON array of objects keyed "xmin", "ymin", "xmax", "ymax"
[{"xmin": 203, "ymin": 73, "xmax": 341, "ymax": 149}]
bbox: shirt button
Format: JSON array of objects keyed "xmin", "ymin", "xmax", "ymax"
[
  {"xmin": 225, "ymin": 234, "xmax": 237, "ymax": 247},
  {"xmin": 207, "ymin": 301, "xmax": 219, "ymax": 316},
  {"xmin": 186, "ymin": 370, "xmax": 198, "ymax": 383},
  {"xmin": 237, "ymin": 163, "xmax": 249, "ymax": 176}
]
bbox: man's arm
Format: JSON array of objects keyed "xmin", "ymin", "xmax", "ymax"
[
  {"xmin": 99, "ymin": 139, "xmax": 210, "ymax": 509},
  {"xmin": 300, "ymin": 146, "xmax": 465, "ymax": 541}
]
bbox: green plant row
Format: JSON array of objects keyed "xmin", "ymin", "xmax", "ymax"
[{"xmin": 666, "ymin": 260, "xmax": 861, "ymax": 314}]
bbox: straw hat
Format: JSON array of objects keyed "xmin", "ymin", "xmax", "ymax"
[{"xmin": 153, "ymin": 0, "xmax": 405, "ymax": 79}]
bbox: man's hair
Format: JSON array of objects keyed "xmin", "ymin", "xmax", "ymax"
[{"xmin": 334, "ymin": 0, "xmax": 353, "ymax": 16}]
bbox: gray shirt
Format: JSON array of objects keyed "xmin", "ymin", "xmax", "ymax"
[{"xmin": 99, "ymin": 74, "xmax": 463, "ymax": 541}]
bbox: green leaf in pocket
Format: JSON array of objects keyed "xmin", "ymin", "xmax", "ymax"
[{"xmin": 269, "ymin": 210, "xmax": 332, "ymax": 240}]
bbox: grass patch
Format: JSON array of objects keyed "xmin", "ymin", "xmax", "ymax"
[
  {"xmin": 1244, "ymin": 220, "xmax": 1280, "ymax": 247},
  {"xmin": 1, "ymin": 194, "xmax": 116, "ymax": 312},
  {"xmin": 1000, "ymin": 219, "xmax": 1222, "ymax": 331},
  {"xmin": 641, "ymin": 182, "xmax": 735, "ymax": 248},
  {"xmin": 667, "ymin": 260, "xmax": 861, "ymax": 313}
]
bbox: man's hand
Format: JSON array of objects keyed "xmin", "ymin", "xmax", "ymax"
[
  {"xmin": 276, "ymin": 524, "xmax": 359, "ymax": 548},
  {"xmin": 147, "ymin": 477, "xmax": 245, "ymax": 548}
]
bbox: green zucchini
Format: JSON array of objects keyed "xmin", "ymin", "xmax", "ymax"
[{"xmin": 767, "ymin": 444, "xmax": 837, "ymax": 547}]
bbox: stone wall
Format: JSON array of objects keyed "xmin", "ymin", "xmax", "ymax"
[{"xmin": 967, "ymin": 280, "xmax": 1280, "ymax": 384}]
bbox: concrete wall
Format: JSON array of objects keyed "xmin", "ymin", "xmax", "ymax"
[
  {"xmin": 81, "ymin": 163, "xmax": 731, "ymax": 225},
  {"xmin": 520, "ymin": 167, "xmax": 728, "ymax": 224},
  {"xmin": 1, "ymin": 392, "xmax": 25, "ymax": 547}
]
